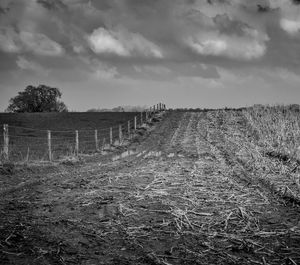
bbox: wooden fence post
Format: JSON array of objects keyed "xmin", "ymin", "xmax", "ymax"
[
  {"xmin": 75, "ymin": 130, "xmax": 79, "ymax": 156},
  {"xmin": 47, "ymin": 130, "xmax": 52, "ymax": 161},
  {"xmin": 110, "ymin": 127, "xmax": 113, "ymax": 146},
  {"xmin": 140, "ymin": 112, "xmax": 143, "ymax": 126},
  {"xmin": 128, "ymin": 120, "xmax": 131, "ymax": 139},
  {"xmin": 102, "ymin": 138, "xmax": 106, "ymax": 151},
  {"xmin": 119, "ymin": 124, "xmax": 122, "ymax": 144},
  {"xmin": 134, "ymin": 116, "xmax": 137, "ymax": 130},
  {"xmin": 146, "ymin": 111, "xmax": 148, "ymax": 122},
  {"xmin": 95, "ymin": 129, "xmax": 98, "ymax": 151},
  {"xmin": 3, "ymin": 124, "xmax": 9, "ymax": 160}
]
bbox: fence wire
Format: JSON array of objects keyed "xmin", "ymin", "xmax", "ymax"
[{"xmin": 0, "ymin": 104, "xmax": 166, "ymax": 162}]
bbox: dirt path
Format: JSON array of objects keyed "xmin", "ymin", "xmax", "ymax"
[{"xmin": 1, "ymin": 111, "xmax": 300, "ymax": 265}]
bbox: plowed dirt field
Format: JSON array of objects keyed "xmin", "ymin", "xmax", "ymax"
[{"xmin": 1, "ymin": 111, "xmax": 300, "ymax": 265}]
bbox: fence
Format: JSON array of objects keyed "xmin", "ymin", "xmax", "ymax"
[{"xmin": 0, "ymin": 103, "xmax": 166, "ymax": 162}]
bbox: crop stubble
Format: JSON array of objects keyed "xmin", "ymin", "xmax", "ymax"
[{"xmin": 0, "ymin": 110, "xmax": 300, "ymax": 265}]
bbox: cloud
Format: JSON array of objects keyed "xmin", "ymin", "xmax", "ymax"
[
  {"xmin": 78, "ymin": 55, "xmax": 120, "ymax": 79},
  {"xmin": 36, "ymin": 0, "xmax": 67, "ymax": 11},
  {"xmin": 88, "ymin": 28, "xmax": 129, "ymax": 56},
  {"xmin": 183, "ymin": 13, "xmax": 269, "ymax": 60},
  {"xmin": 139, "ymin": 65, "xmax": 172, "ymax": 75},
  {"xmin": 292, "ymin": 0, "xmax": 300, "ymax": 5},
  {"xmin": 0, "ymin": 26, "xmax": 64, "ymax": 56},
  {"xmin": 130, "ymin": 65, "xmax": 173, "ymax": 81},
  {"xmin": 268, "ymin": 0, "xmax": 300, "ymax": 35},
  {"xmin": 123, "ymin": 29, "xmax": 163, "ymax": 58},
  {"xmin": 0, "ymin": 0, "xmax": 299, "ymax": 80},
  {"xmin": 127, "ymin": 62, "xmax": 220, "ymax": 81},
  {"xmin": 280, "ymin": 19, "xmax": 300, "ymax": 35},
  {"xmin": 0, "ymin": 27, "xmax": 22, "ymax": 53},
  {"xmin": 93, "ymin": 66, "xmax": 119, "ymax": 80},
  {"xmin": 88, "ymin": 27, "xmax": 163, "ymax": 58},
  {"xmin": 20, "ymin": 31, "xmax": 64, "ymax": 56},
  {"xmin": 187, "ymin": 34, "xmax": 267, "ymax": 60},
  {"xmin": 0, "ymin": 0, "xmax": 277, "ymax": 63},
  {"xmin": 16, "ymin": 56, "xmax": 49, "ymax": 75},
  {"xmin": 90, "ymin": 61, "xmax": 119, "ymax": 80}
]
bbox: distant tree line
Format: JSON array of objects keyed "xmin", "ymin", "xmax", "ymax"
[
  {"xmin": 6, "ymin": 85, "xmax": 68, "ymax": 113},
  {"xmin": 87, "ymin": 105, "xmax": 148, "ymax": 112}
]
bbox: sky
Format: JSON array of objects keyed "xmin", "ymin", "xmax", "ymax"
[{"xmin": 0, "ymin": 0, "xmax": 300, "ymax": 111}]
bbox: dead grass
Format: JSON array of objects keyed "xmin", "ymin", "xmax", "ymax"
[
  {"xmin": 1, "ymin": 109, "xmax": 300, "ymax": 264},
  {"xmin": 243, "ymin": 104, "xmax": 300, "ymax": 160},
  {"xmin": 202, "ymin": 106, "xmax": 300, "ymax": 204}
]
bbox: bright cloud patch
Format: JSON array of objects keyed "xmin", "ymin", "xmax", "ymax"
[
  {"xmin": 88, "ymin": 28, "xmax": 129, "ymax": 56},
  {"xmin": 188, "ymin": 38, "xmax": 227, "ymax": 56},
  {"xmin": 187, "ymin": 35, "xmax": 267, "ymax": 60},
  {"xmin": 88, "ymin": 27, "xmax": 163, "ymax": 58},
  {"xmin": 20, "ymin": 31, "xmax": 64, "ymax": 56},
  {"xmin": 269, "ymin": 0, "xmax": 300, "ymax": 35},
  {"xmin": 185, "ymin": 14, "xmax": 269, "ymax": 61},
  {"xmin": 280, "ymin": 19, "xmax": 300, "ymax": 35}
]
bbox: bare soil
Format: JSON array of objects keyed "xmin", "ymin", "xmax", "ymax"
[{"xmin": 0, "ymin": 111, "xmax": 300, "ymax": 265}]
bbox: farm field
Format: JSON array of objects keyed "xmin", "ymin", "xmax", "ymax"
[
  {"xmin": 0, "ymin": 108, "xmax": 300, "ymax": 264},
  {"xmin": 0, "ymin": 112, "xmax": 141, "ymax": 161},
  {"xmin": 0, "ymin": 112, "xmax": 141, "ymax": 131}
]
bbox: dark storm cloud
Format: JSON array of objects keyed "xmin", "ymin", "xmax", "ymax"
[
  {"xmin": 257, "ymin": 4, "xmax": 271, "ymax": 12},
  {"xmin": 36, "ymin": 0, "xmax": 67, "ymax": 11},
  {"xmin": 0, "ymin": 6, "xmax": 9, "ymax": 14},
  {"xmin": 291, "ymin": 0, "xmax": 300, "ymax": 5},
  {"xmin": 89, "ymin": 0, "xmax": 113, "ymax": 11},
  {"xmin": 213, "ymin": 14, "xmax": 251, "ymax": 36}
]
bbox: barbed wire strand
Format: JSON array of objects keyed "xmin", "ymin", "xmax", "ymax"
[{"xmin": 0, "ymin": 105, "xmax": 165, "ymax": 161}]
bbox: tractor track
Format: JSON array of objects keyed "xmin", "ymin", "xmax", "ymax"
[{"xmin": 0, "ymin": 111, "xmax": 299, "ymax": 265}]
